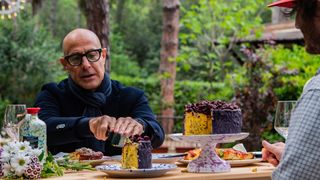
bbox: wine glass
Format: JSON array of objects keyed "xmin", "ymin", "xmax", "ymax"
[
  {"xmin": 3, "ymin": 104, "xmax": 27, "ymax": 140},
  {"xmin": 274, "ymin": 100, "xmax": 296, "ymax": 139}
]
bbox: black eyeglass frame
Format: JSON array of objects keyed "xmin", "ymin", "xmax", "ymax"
[{"xmin": 64, "ymin": 48, "xmax": 102, "ymax": 66}]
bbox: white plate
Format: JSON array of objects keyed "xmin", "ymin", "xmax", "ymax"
[
  {"xmin": 96, "ymin": 163, "xmax": 177, "ymax": 178},
  {"xmin": 54, "ymin": 153, "xmax": 111, "ymax": 167},
  {"xmin": 178, "ymin": 158, "xmax": 263, "ymax": 167},
  {"xmin": 227, "ymin": 158, "xmax": 263, "ymax": 166},
  {"xmin": 169, "ymin": 133, "xmax": 249, "ymax": 143},
  {"xmin": 78, "ymin": 156, "xmax": 112, "ymax": 166},
  {"xmin": 111, "ymin": 153, "xmax": 183, "ymax": 164}
]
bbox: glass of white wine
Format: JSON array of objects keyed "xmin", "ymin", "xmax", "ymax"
[
  {"xmin": 274, "ymin": 100, "xmax": 297, "ymax": 139},
  {"xmin": 3, "ymin": 104, "xmax": 27, "ymax": 140}
]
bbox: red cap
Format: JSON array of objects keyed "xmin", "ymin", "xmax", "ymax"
[
  {"xmin": 27, "ymin": 107, "xmax": 41, "ymax": 114},
  {"xmin": 268, "ymin": 0, "xmax": 295, "ymax": 8}
]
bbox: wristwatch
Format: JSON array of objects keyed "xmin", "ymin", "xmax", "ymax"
[{"xmin": 134, "ymin": 118, "xmax": 147, "ymax": 133}]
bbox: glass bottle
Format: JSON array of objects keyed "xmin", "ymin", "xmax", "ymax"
[{"xmin": 19, "ymin": 107, "xmax": 47, "ymax": 156}]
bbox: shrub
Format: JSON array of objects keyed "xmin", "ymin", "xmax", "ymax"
[{"xmin": 0, "ymin": 12, "xmax": 62, "ymax": 106}]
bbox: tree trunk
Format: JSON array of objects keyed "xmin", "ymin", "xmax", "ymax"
[
  {"xmin": 115, "ymin": 0, "xmax": 125, "ymax": 29},
  {"xmin": 50, "ymin": 0, "xmax": 57, "ymax": 36},
  {"xmin": 78, "ymin": 0, "xmax": 111, "ymax": 73},
  {"xmin": 159, "ymin": 0, "xmax": 180, "ymax": 134},
  {"xmin": 31, "ymin": 0, "xmax": 42, "ymax": 16}
]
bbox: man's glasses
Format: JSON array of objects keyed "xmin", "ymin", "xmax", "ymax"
[{"xmin": 64, "ymin": 48, "xmax": 102, "ymax": 66}]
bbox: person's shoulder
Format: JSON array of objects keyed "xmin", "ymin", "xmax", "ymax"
[
  {"xmin": 40, "ymin": 78, "xmax": 69, "ymax": 94},
  {"xmin": 111, "ymin": 80, "xmax": 144, "ymax": 97},
  {"xmin": 303, "ymin": 74, "xmax": 320, "ymax": 93}
]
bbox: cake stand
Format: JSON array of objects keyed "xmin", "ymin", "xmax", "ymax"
[{"xmin": 169, "ymin": 133, "xmax": 249, "ymax": 173}]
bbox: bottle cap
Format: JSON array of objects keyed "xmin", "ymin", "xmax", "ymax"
[{"xmin": 27, "ymin": 107, "xmax": 41, "ymax": 114}]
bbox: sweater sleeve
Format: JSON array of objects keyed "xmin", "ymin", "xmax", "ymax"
[
  {"xmin": 34, "ymin": 89, "xmax": 93, "ymax": 146},
  {"xmin": 119, "ymin": 87, "xmax": 165, "ymax": 149}
]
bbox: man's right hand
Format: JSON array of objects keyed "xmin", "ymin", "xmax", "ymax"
[
  {"xmin": 89, "ymin": 115, "xmax": 116, "ymax": 141},
  {"xmin": 262, "ymin": 140, "xmax": 285, "ymax": 167}
]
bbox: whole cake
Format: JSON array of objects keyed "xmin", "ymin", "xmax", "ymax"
[
  {"xmin": 183, "ymin": 100, "xmax": 242, "ymax": 135},
  {"xmin": 121, "ymin": 136, "xmax": 153, "ymax": 169}
]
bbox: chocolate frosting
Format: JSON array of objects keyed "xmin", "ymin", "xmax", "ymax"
[
  {"xmin": 185, "ymin": 100, "xmax": 240, "ymax": 115},
  {"xmin": 138, "ymin": 140, "xmax": 153, "ymax": 169}
]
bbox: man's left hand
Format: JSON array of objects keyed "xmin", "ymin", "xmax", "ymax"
[{"xmin": 114, "ymin": 117, "xmax": 144, "ymax": 137}]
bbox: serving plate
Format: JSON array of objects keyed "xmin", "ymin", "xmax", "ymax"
[
  {"xmin": 77, "ymin": 156, "xmax": 112, "ymax": 166},
  {"xmin": 54, "ymin": 152, "xmax": 112, "ymax": 166},
  {"xmin": 96, "ymin": 163, "xmax": 177, "ymax": 178},
  {"xmin": 178, "ymin": 158, "xmax": 263, "ymax": 167}
]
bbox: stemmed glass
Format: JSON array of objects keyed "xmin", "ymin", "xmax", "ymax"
[
  {"xmin": 274, "ymin": 100, "xmax": 296, "ymax": 139},
  {"xmin": 3, "ymin": 104, "xmax": 27, "ymax": 140}
]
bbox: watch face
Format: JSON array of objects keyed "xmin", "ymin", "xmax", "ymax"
[{"xmin": 135, "ymin": 118, "xmax": 146, "ymax": 132}]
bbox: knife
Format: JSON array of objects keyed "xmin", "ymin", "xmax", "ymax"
[
  {"xmin": 252, "ymin": 151, "xmax": 262, "ymax": 158},
  {"xmin": 159, "ymin": 153, "xmax": 187, "ymax": 158}
]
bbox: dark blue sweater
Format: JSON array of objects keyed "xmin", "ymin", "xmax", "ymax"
[{"xmin": 34, "ymin": 79, "xmax": 165, "ymax": 156}]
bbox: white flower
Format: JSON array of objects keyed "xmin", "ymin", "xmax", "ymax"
[
  {"xmin": 3, "ymin": 143, "xmax": 16, "ymax": 155},
  {"xmin": 2, "ymin": 163, "xmax": 12, "ymax": 177},
  {"xmin": 30, "ymin": 148, "xmax": 42, "ymax": 158},
  {"xmin": 10, "ymin": 154, "xmax": 30, "ymax": 176},
  {"xmin": 16, "ymin": 141, "xmax": 32, "ymax": 153},
  {"xmin": 1, "ymin": 150, "xmax": 11, "ymax": 162},
  {"xmin": 0, "ymin": 140, "xmax": 44, "ymax": 178},
  {"xmin": 7, "ymin": 141, "xmax": 16, "ymax": 148}
]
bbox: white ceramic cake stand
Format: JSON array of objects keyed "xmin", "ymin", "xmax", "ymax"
[{"xmin": 169, "ymin": 133, "xmax": 249, "ymax": 173}]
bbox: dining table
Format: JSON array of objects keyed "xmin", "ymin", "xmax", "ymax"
[{"xmin": 47, "ymin": 162, "xmax": 274, "ymax": 180}]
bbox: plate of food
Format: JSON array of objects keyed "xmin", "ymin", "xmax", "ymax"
[
  {"xmin": 179, "ymin": 147, "xmax": 262, "ymax": 167},
  {"xmin": 111, "ymin": 153, "xmax": 185, "ymax": 164},
  {"xmin": 54, "ymin": 147, "xmax": 112, "ymax": 166},
  {"xmin": 96, "ymin": 163, "xmax": 177, "ymax": 178}
]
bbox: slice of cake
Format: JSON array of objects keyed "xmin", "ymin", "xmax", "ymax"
[
  {"xmin": 121, "ymin": 136, "xmax": 152, "ymax": 169},
  {"xmin": 183, "ymin": 100, "xmax": 242, "ymax": 135},
  {"xmin": 184, "ymin": 101, "xmax": 212, "ymax": 135},
  {"xmin": 70, "ymin": 147, "xmax": 103, "ymax": 160}
]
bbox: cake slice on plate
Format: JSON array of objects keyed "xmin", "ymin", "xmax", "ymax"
[{"xmin": 121, "ymin": 136, "xmax": 153, "ymax": 169}]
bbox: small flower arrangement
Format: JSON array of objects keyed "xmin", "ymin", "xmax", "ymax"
[
  {"xmin": 0, "ymin": 141, "xmax": 43, "ymax": 179},
  {"xmin": 0, "ymin": 134, "xmax": 95, "ymax": 179}
]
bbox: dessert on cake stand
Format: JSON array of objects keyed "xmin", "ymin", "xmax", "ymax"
[{"xmin": 169, "ymin": 133, "xmax": 249, "ymax": 173}]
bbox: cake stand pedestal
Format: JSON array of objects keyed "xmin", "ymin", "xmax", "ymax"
[{"xmin": 169, "ymin": 133, "xmax": 249, "ymax": 173}]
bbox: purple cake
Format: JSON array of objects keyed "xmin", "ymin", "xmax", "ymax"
[
  {"xmin": 137, "ymin": 137, "xmax": 153, "ymax": 169},
  {"xmin": 184, "ymin": 100, "xmax": 242, "ymax": 135}
]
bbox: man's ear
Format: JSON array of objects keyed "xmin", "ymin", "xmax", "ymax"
[
  {"xmin": 101, "ymin": 48, "xmax": 107, "ymax": 67},
  {"xmin": 60, "ymin": 57, "xmax": 68, "ymax": 71},
  {"xmin": 102, "ymin": 48, "xmax": 107, "ymax": 59}
]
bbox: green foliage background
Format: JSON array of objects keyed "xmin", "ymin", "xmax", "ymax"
[
  {"xmin": 0, "ymin": 6, "xmax": 62, "ymax": 119},
  {"xmin": 0, "ymin": 0, "xmax": 319, "ymax": 148}
]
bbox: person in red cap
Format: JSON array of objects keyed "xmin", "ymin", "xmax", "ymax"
[{"xmin": 263, "ymin": 0, "xmax": 320, "ymax": 179}]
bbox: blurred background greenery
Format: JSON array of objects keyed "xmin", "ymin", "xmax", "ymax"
[{"xmin": 1, "ymin": 0, "xmax": 319, "ymax": 150}]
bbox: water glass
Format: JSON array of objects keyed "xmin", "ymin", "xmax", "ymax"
[{"xmin": 3, "ymin": 104, "xmax": 27, "ymax": 140}]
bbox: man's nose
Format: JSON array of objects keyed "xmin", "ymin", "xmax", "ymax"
[{"xmin": 81, "ymin": 56, "xmax": 91, "ymax": 68}]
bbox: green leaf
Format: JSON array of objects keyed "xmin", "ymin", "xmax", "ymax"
[{"xmin": 38, "ymin": 151, "xmax": 45, "ymax": 161}]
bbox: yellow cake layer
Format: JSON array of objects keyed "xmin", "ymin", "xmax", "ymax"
[
  {"xmin": 184, "ymin": 112, "xmax": 212, "ymax": 135},
  {"xmin": 121, "ymin": 142, "xmax": 139, "ymax": 169}
]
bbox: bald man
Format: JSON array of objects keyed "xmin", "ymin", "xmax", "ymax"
[{"xmin": 34, "ymin": 28, "xmax": 165, "ymax": 156}]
